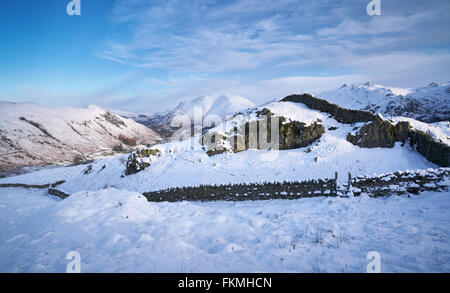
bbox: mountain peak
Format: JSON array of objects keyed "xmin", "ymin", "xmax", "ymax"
[
  {"xmin": 171, "ymin": 93, "xmax": 255, "ymax": 119},
  {"xmin": 118, "ymin": 94, "xmax": 255, "ymax": 138}
]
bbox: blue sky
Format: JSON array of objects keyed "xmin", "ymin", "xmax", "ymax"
[{"xmin": 0, "ymin": 0, "xmax": 449, "ymax": 112}]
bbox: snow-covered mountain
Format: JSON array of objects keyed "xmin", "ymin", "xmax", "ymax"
[
  {"xmin": 118, "ymin": 94, "xmax": 255, "ymax": 138},
  {"xmin": 0, "ymin": 101, "xmax": 162, "ymax": 173},
  {"xmin": 318, "ymin": 81, "xmax": 450, "ymax": 123}
]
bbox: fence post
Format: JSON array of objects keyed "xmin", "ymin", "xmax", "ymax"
[
  {"xmin": 334, "ymin": 172, "xmax": 338, "ymax": 196},
  {"xmin": 347, "ymin": 172, "xmax": 352, "ymax": 195}
]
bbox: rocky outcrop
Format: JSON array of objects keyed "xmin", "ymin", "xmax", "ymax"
[
  {"xmin": 124, "ymin": 148, "xmax": 161, "ymax": 176},
  {"xmin": 202, "ymin": 109, "xmax": 325, "ymax": 156},
  {"xmin": 280, "ymin": 121, "xmax": 325, "ymax": 150},
  {"xmin": 347, "ymin": 117, "xmax": 450, "ymax": 167},
  {"xmin": 409, "ymin": 130, "xmax": 450, "ymax": 167},
  {"xmin": 346, "ymin": 116, "xmax": 409, "ymax": 148}
]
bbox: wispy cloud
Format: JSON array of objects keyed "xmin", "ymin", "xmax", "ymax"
[
  {"xmin": 100, "ymin": 0, "xmax": 450, "ymax": 75},
  {"xmin": 20, "ymin": 0, "xmax": 445, "ymax": 112}
]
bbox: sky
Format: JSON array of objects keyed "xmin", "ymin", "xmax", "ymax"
[{"xmin": 0, "ymin": 0, "xmax": 449, "ymax": 113}]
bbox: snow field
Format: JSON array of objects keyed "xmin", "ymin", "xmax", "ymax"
[{"xmin": 0, "ymin": 187, "xmax": 449, "ymax": 272}]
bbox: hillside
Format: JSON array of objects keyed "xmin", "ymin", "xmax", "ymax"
[
  {"xmin": 0, "ymin": 102, "xmax": 162, "ymax": 174},
  {"xmin": 318, "ymin": 82, "xmax": 450, "ymax": 123}
]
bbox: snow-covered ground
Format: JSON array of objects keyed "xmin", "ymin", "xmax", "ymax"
[{"xmin": 0, "ymin": 187, "xmax": 449, "ymax": 273}]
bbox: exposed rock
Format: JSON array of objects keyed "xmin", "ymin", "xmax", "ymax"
[
  {"xmin": 346, "ymin": 116, "xmax": 400, "ymax": 148},
  {"xmin": 281, "ymin": 92, "xmax": 449, "ymax": 167},
  {"xmin": 101, "ymin": 111, "xmax": 126, "ymax": 128},
  {"xmin": 347, "ymin": 117, "xmax": 450, "ymax": 167},
  {"xmin": 47, "ymin": 188, "xmax": 70, "ymax": 199},
  {"xmin": 136, "ymin": 148, "xmax": 161, "ymax": 158},
  {"xmin": 83, "ymin": 165, "xmax": 93, "ymax": 175},
  {"xmin": 202, "ymin": 110, "xmax": 325, "ymax": 156},
  {"xmin": 280, "ymin": 121, "xmax": 325, "ymax": 150},
  {"xmin": 409, "ymin": 130, "xmax": 450, "ymax": 167},
  {"xmin": 394, "ymin": 121, "xmax": 410, "ymax": 142},
  {"xmin": 124, "ymin": 148, "xmax": 161, "ymax": 176},
  {"xmin": 72, "ymin": 154, "xmax": 90, "ymax": 166}
]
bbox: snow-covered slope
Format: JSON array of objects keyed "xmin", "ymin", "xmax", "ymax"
[
  {"xmin": 118, "ymin": 94, "xmax": 255, "ymax": 137},
  {"xmin": 1, "ymin": 187, "xmax": 449, "ymax": 272},
  {"xmin": 0, "ymin": 102, "xmax": 162, "ymax": 172},
  {"xmin": 318, "ymin": 82, "xmax": 450, "ymax": 123}
]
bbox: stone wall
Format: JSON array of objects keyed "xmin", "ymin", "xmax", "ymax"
[
  {"xmin": 351, "ymin": 168, "xmax": 449, "ymax": 197},
  {"xmin": 281, "ymin": 94, "xmax": 376, "ymax": 124},
  {"xmin": 143, "ymin": 168, "xmax": 449, "ymax": 202},
  {"xmin": 144, "ymin": 178, "xmax": 337, "ymax": 202}
]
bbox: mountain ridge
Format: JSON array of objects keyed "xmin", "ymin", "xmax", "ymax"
[{"xmin": 317, "ymin": 81, "xmax": 450, "ymax": 123}]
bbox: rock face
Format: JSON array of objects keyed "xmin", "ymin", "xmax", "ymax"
[
  {"xmin": 280, "ymin": 121, "xmax": 325, "ymax": 150},
  {"xmin": 125, "ymin": 148, "xmax": 161, "ymax": 176},
  {"xmin": 409, "ymin": 130, "xmax": 450, "ymax": 167},
  {"xmin": 202, "ymin": 109, "xmax": 325, "ymax": 156},
  {"xmin": 346, "ymin": 116, "xmax": 410, "ymax": 148},
  {"xmin": 347, "ymin": 117, "xmax": 449, "ymax": 167}
]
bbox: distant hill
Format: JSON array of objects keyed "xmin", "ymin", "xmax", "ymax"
[
  {"xmin": 117, "ymin": 94, "xmax": 255, "ymax": 138},
  {"xmin": 0, "ymin": 102, "xmax": 162, "ymax": 172}
]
